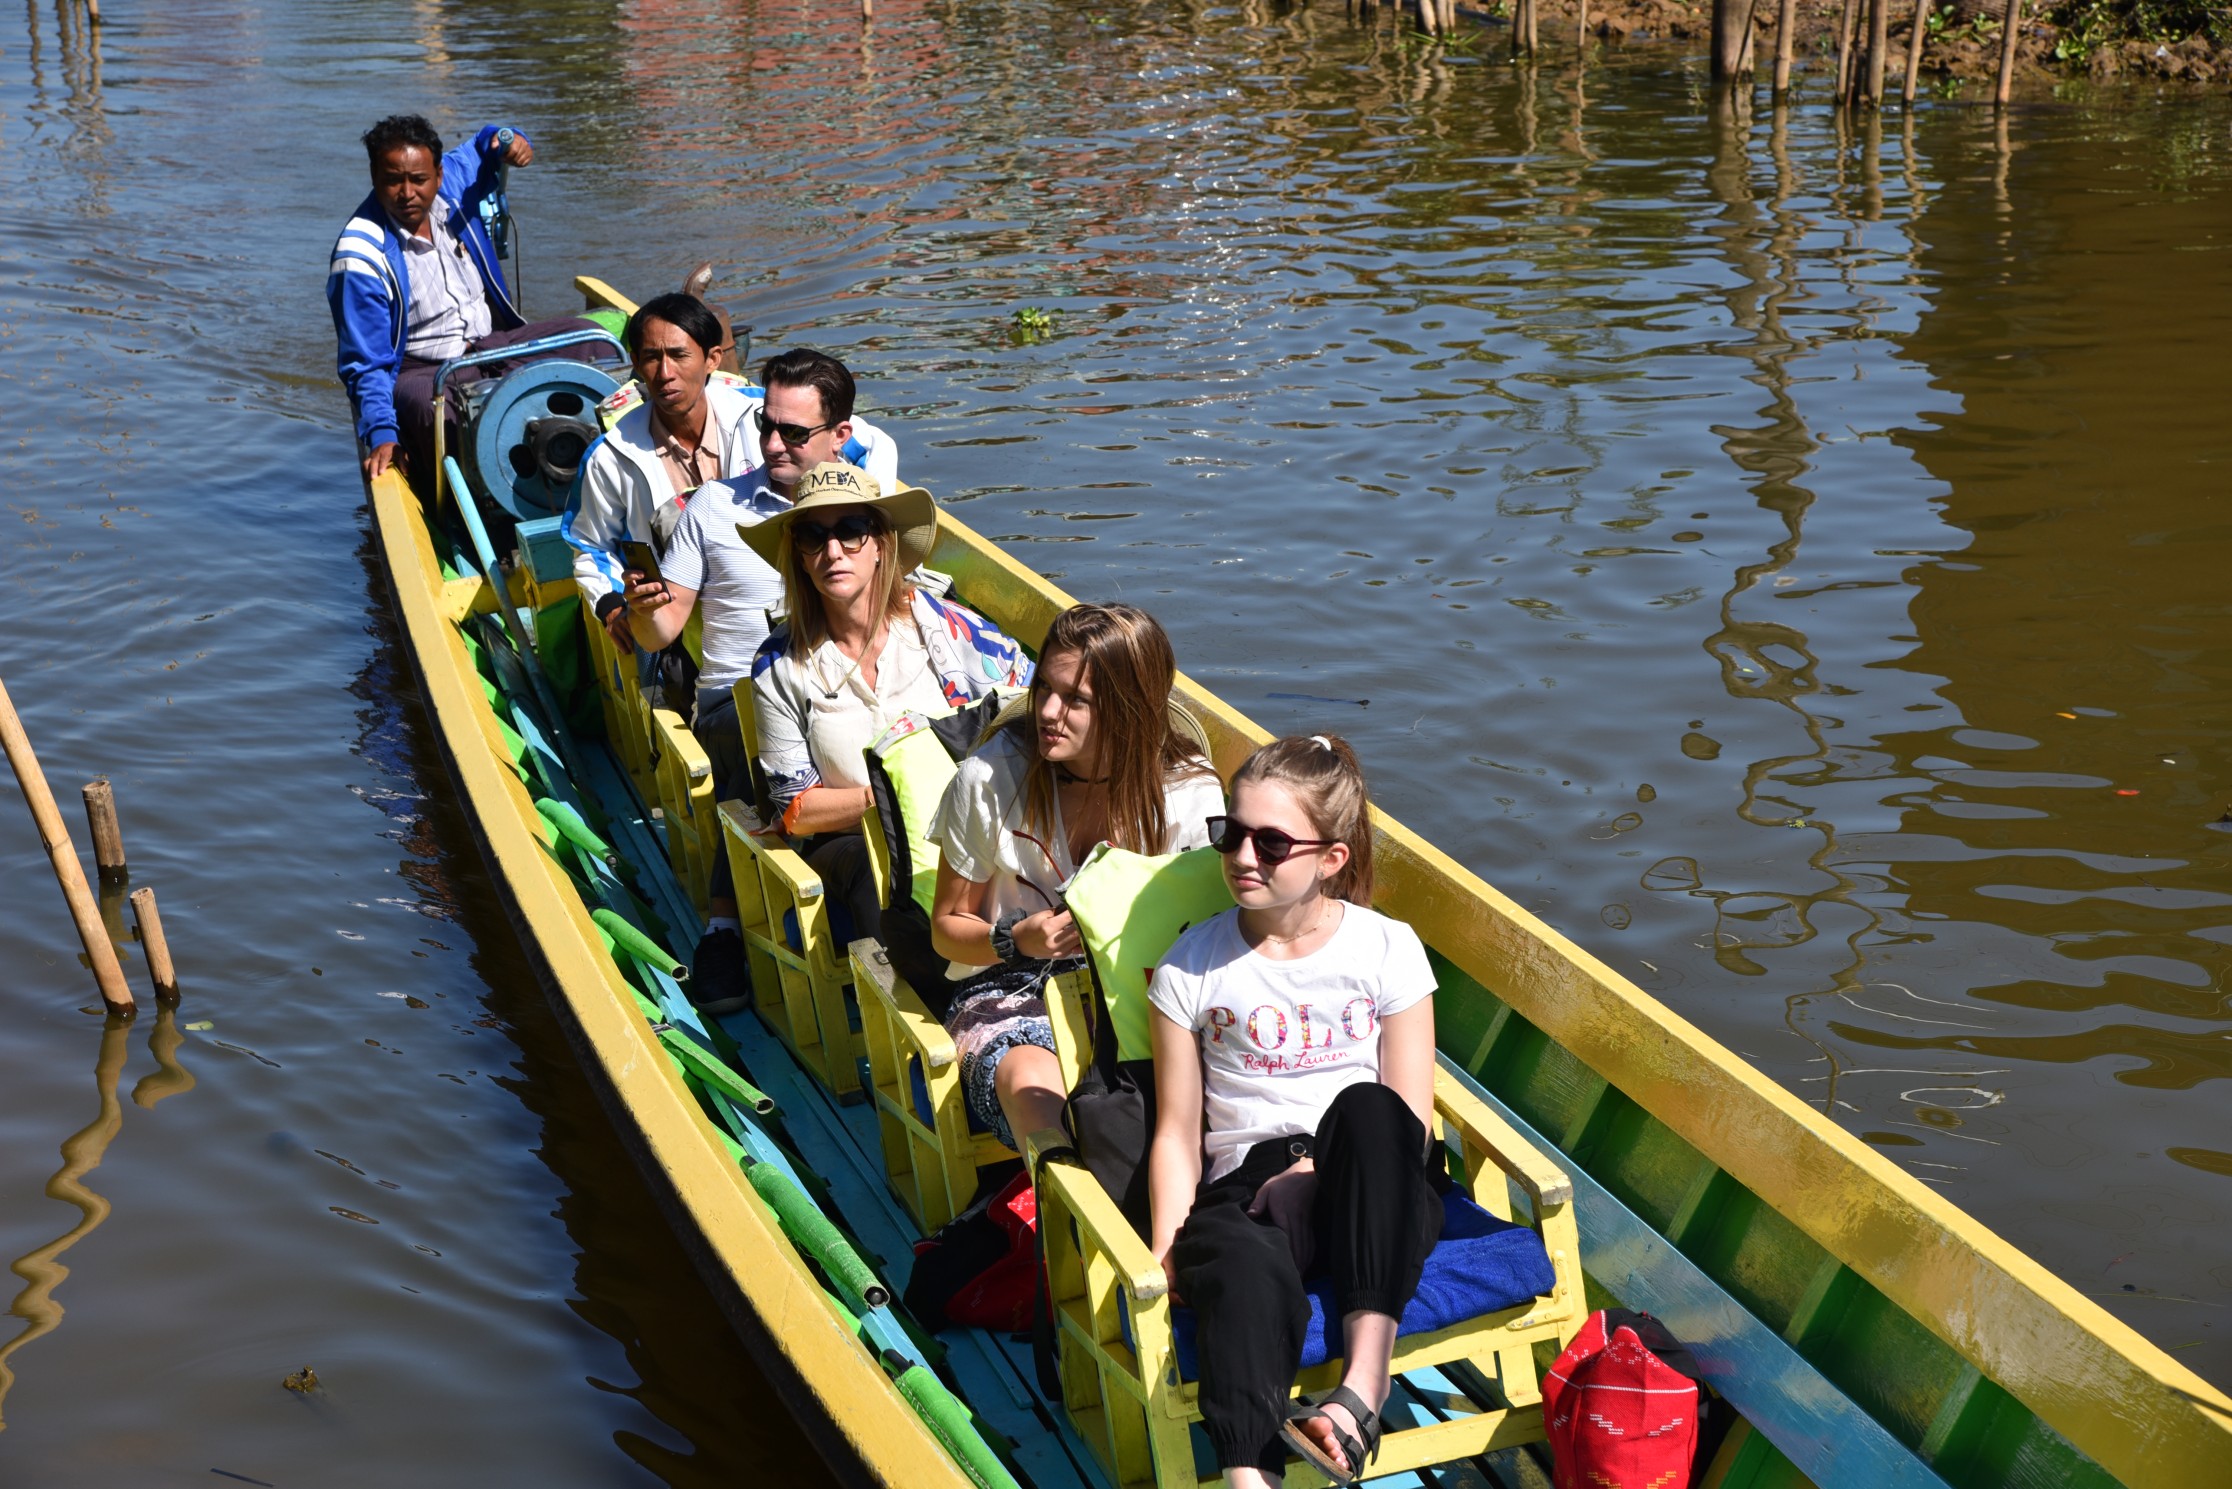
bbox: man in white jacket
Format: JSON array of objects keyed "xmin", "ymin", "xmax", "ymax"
[{"xmin": 562, "ymin": 294, "xmax": 898, "ymax": 659}]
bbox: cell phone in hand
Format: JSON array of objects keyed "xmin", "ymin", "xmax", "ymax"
[{"xmin": 618, "ymin": 540, "xmax": 662, "ymax": 585}]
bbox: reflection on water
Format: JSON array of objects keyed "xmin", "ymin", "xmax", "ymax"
[
  {"xmin": 1, "ymin": 0, "xmax": 2228, "ymax": 1474},
  {"xmin": 0, "ymin": 1012, "xmax": 145, "ymax": 1430}
]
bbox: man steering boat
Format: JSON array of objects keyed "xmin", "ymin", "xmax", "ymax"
[{"xmin": 328, "ymin": 113, "xmax": 599, "ymax": 487}]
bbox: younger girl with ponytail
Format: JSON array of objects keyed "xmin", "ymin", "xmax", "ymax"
[{"xmin": 1146, "ymin": 733, "xmax": 1440, "ymax": 1487}]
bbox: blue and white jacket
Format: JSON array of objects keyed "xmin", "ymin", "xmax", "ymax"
[{"xmin": 327, "ymin": 124, "xmax": 526, "ymax": 450}]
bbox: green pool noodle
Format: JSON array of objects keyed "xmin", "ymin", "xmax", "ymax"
[
  {"xmin": 536, "ymin": 797, "xmax": 616, "ymax": 862},
  {"xmin": 590, "ymin": 908, "xmax": 685, "ymax": 980},
  {"xmin": 743, "ymin": 1160, "xmax": 888, "ymax": 1309},
  {"xmin": 881, "ymin": 1350, "xmax": 1021, "ymax": 1489}
]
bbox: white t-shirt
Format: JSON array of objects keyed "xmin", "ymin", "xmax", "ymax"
[
  {"xmin": 658, "ymin": 475, "xmax": 791, "ymax": 691},
  {"xmin": 929, "ymin": 730, "xmax": 1224, "ymax": 979},
  {"xmin": 1149, "ymin": 903, "xmax": 1436, "ymax": 1181}
]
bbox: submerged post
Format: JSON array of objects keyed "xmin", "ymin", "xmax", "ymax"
[
  {"xmin": 1773, "ymin": 0, "xmax": 1798, "ymax": 93},
  {"xmin": 1903, "ymin": 0, "xmax": 1930, "ymax": 102},
  {"xmin": 1711, "ymin": 0, "xmax": 1752, "ymax": 79},
  {"xmin": 82, "ymin": 779, "xmax": 126, "ymax": 883},
  {"xmin": 1995, "ymin": 0, "xmax": 2021, "ymax": 102},
  {"xmin": 130, "ymin": 888, "xmax": 178, "ymax": 1002},
  {"xmin": 0, "ymin": 678, "xmax": 135, "ymax": 1014},
  {"xmin": 1866, "ymin": 0, "xmax": 1889, "ymax": 102},
  {"xmin": 1834, "ymin": 0, "xmax": 1861, "ymax": 100}
]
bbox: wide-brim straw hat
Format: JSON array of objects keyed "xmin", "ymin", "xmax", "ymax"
[{"xmin": 741, "ymin": 461, "xmax": 939, "ymax": 574}]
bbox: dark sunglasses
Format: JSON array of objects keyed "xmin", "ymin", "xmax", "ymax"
[
  {"xmin": 1205, "ymin": 815, "xmax": 1337, "ymax": 867},
  {"xmin": 754, "ymin": 406, "xmax": 832, "ymax": 446},
  {"xmin": 790, "ymin": 513, "xmax": 883, "ymax": 554}
]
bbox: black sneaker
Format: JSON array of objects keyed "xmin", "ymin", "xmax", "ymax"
[{"xmin": 690, "ymin": 927, "xmax": 752, "ymax": 1016}]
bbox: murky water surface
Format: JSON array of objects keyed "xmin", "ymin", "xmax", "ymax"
[{"xmin": 4, "ymin": 0, "xmax": 2229, "ymax": 1478}]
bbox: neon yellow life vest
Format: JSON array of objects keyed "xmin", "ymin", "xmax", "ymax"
[
  {"xmin": 1064, "ymin": 843, "xmax": 1235, "ymax": 1063},
  {"xmin": 866, "ymin": 711, "xmax": 966, "ymax": 916}
]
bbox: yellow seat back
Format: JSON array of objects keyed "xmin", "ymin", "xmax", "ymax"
[{"xmin": 1061, "ymin": 842, "xmax": 1235, "ymax": 1064}]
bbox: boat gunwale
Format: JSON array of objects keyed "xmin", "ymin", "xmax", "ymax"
[
  {"xmin": 919, "ymin": 470, "xmax": 2232, "ymax": 1488},
  {"xmin": 366, "ymin": 463, "xmax": 977, "ymax": 1489}
]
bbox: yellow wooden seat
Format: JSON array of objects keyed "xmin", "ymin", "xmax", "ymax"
[
  {"xmin": 719, "ymin": 677, "xmax": 862, "ymax": 1098},
  {"xmin": 1021, "ymin": 853, "xmax": 1588, "ymax": 1489},
  {"xmin": 852, "ymin": 748, "xmax": 1022, "ymax": 1233},
  {"xmin": 578, "ymin": 591, "xmax": 718, "ymax": 914}
]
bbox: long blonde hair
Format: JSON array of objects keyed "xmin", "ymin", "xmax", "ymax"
[
  {"xmin": 1230, "ymin": 733, "xmax": 1375, "ymax": 905},
  {"xmin": 1016, "ymin": 604, "xmax": 1209, "ymax": 855},
  {"xmin": 778, "ymin": 510, "xmax": 913, "ymax": 657}
]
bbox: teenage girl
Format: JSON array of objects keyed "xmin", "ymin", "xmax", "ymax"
[
  {"xmin": 1147, "ymin": 734, "xmax": 1441, "ymax": 1487},
  {"xmin": 929, "ymin": 602, "xmax": 1224, "ymax": 1155}
]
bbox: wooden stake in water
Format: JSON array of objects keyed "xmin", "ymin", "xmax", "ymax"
[
  {"xmin": 1995, "ymin": 0, "xmax": 2021, "ymax": 102},
  {"xmin": 1903, "ymin": 0, "xmax": 1930, "ymax": 103},
  {"xmin": 1866, "ymin": 0, "xmax": 1890, "ymax": 103},
  {"xmin": 130, "ymin": 887, "xmax": 178, "ymax": 1002},
  {"xmin": 1773, "ymin": 0, "xmax": 1798, "ymax": 94},
  {"xmin": 82, "ymin": 779, "xmax": 126, "ymax": 883},
  {"xmin": 1834, "ymin": 0, "xmax": 1861, "ymax": 101},
  {"xmin": 0, "ymin": 678, "xmax": 135, "ymax": 1014}
]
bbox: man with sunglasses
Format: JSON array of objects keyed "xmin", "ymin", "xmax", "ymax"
[
  {"xmin": 569, "ymin": 318, "xmax": 897, "ymax": 659},
  {"xmin": 618, "ymin": 347, "xmax": 895, "ymax": 1011}
]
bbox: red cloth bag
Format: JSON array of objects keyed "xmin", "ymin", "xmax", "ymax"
[{"xmin": 1543, "ymin": 1309, "xmax": 1703, "ymax": 1489}]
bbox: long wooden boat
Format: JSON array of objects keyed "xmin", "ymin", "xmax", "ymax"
[{"xmin": 364, "ymin": 275, "xmax": 2232, "ymax": 1489}]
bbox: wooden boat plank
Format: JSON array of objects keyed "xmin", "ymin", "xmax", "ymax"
[{"xmin": 716, "ymin": 1006, "xmax": 1104, "ymax": 1489}]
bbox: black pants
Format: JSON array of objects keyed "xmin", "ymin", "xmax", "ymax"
[
  {"xmin": 693, "ymin": 687, "xmax": 748, "ymax": 905},
  {"xmin": 393, "ymin": 316, "xmax": 599, "ymax": 488},
  {"xmin": 1173, "ymin": 1082, "xmax": 1444, "ymax": 1476},
  {"xmin": 797, "ymin": 831, "xmax": 881, "ymax": 949}
]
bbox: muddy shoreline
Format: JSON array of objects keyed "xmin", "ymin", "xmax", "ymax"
[{"xmin": 1436, "ymin": 0, "xmax": 2231, "ymax": 85}]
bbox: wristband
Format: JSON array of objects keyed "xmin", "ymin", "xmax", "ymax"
[
  {"xmin": 989, "ymin": 910, "xmax": 1024, "ymax": 963},
  {"xmin": 595, "ymin": 592, "xmax": 628, "ymax": 624}
]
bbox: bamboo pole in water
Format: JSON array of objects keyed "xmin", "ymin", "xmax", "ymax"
[
  {"xmin": 0, "ymin": 679, "xmax": 134, "ymax": 1013},
  {"xmin": 130, "ymin": 887, "xmax": 178, "ymax": 1002},
  {"xmin": 1834, "ymin": 0, "xmax": 1862, "ymax": 100},
  {"xmin": 1904, "ymin": 0, "xmax": 1931, "ymax": 101},
  {"xmin": 1773, "ymin": 0, "xmax": 1797, "ymax": 94},
  {"xmin": 1577, "ymin": 0, "xmax": 1589, "ymax": 50},
  {"xmin": 1866, "ymin": 0, "xmax": 1890, "ymax": 102},
  {"xmin": 1995, "ymin": 0, "xmax": 2021, "ymax": 102},
  {"xmin": 81, "ymin": 779, "xmax": 126, "ymax": 883}
]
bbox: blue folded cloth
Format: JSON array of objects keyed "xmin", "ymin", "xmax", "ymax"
[{"xmin": 1169, "ymin": 1191, "xmax": 1556, "ymax": 1382}]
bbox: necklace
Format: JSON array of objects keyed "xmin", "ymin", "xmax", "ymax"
[
  {"xmin": 1053, "ymin": 764, "xmax": 1109, "ymax": 785},
  {"xmin": 1255, "ymin": 899, "xmax": 1335, "ymax": 948}
]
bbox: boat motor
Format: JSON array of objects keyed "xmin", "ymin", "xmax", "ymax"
[{"xmin": 459, "ymin": 357, "xmax": 622, "ymax": 521}]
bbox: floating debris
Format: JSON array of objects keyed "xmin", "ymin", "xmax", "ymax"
[
  {"xmin": 1267, "ymin": 691, "xmax": 1368, "ymax": 707},
  {"xmin": 282, "ymin": 1365, "xmax": 319, "ymax": 1393}
]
